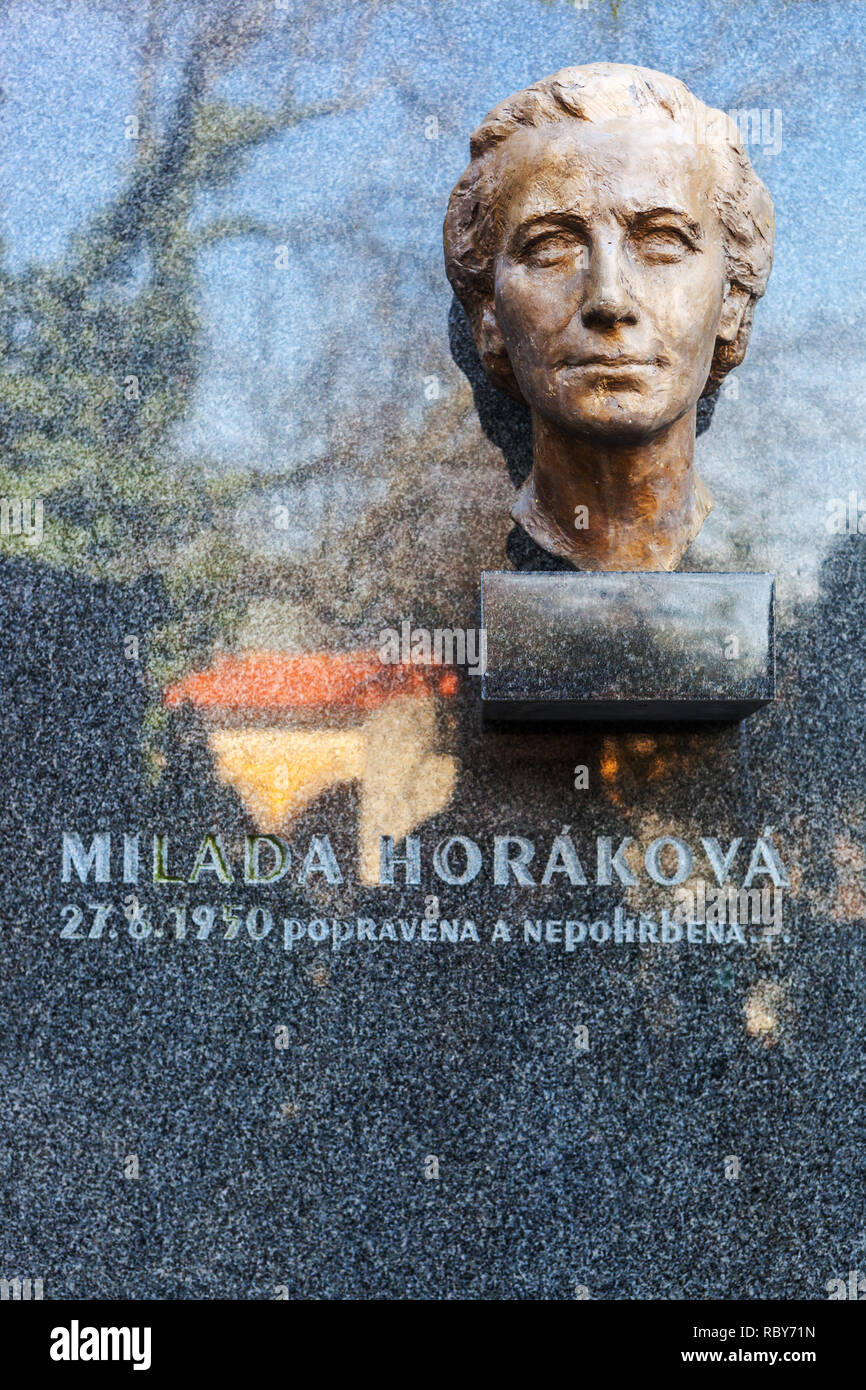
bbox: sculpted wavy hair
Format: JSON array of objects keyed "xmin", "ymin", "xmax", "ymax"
[{"xmin": 443, "ymin": 63, "xmax": 775, "ymax": 400}]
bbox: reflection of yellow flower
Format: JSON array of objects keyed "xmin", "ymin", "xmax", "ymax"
[
  {"xmin": 744, "ymin": 979, "xmax": 791, "ymax": 1048},
  {"xmin": 210, "ymin": 728, "xmax": 364, "ymax": 827},
  {"xmin": 598, "ymin": 733, "xmax": 703, "ymax": 810},
  {"xmin": 166, "ymin": 652, "xmax": 459, "ymax": 885},
  {"xmin": 599, "ymin": 743, "xmax": 618, "ymax": 783},
  {"xmin": 831, "ymin": 833, "xmax": 866, "ymax": 922}
]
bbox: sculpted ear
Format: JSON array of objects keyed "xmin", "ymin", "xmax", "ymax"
[
  {"xmin": 717, "ymin": 283, "xmax": 750, "ymax": 344},
  {"xmin": 702, "ymin": 285, "xmax": 756, "ymax": 397},
  {"xmin": 473, "ymin": 300, "xmax": 525, "ymax": 402}
]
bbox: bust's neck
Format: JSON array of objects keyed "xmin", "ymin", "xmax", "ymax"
[{"xmin": 511, "ymin": 407, "xmax": 712, "ymax": 571}]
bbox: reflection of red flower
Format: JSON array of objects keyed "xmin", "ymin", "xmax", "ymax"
[{"xmin": 164, "ymin": 651, "xmax": 458, "ymax": 712}]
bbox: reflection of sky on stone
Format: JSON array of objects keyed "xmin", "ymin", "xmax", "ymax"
[
  {"xmin": 3, "ymin": 0, "xmax": 865, "ymax": 600},
  {"xmin": 233, "ymin": 468, "xmax": 390, "ymax": 557}
]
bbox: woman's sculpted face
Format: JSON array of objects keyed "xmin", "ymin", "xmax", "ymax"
[
  {"xmin": 444, "ymin": 65, "xmax": 774, "ymax": 570},
  {"xmin": 485, "ymin": 118, "xmax": 748, "ymax": 446}
]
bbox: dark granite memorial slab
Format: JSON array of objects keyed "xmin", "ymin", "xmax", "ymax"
[
  {"xmin": 6, "ymin": 0, "xmax": 865, "ymax": 1311},
  {"xmin": 481, "ymin": 570, "xmax": 775, "ymax": 724}
]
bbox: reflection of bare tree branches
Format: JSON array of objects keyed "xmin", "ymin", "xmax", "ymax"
[
  {"xmin": 227, "ymin": 360, "xmax": 505, "ymax": 647},
  {"xmin": 77, "ymin": 0, "xmax": 393, "ymax": 284},
  {"xmin": 134, "ymin": 0, "xmax": 163, "ymax": 161},
  {"xmin": 1, "ymin": 0, "xmax": 400, "ymax": 597}
]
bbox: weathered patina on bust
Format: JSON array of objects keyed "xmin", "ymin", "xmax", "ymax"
[{"xmin": 444, "ymin": 63, "xmax": 775, "ymax": 571}]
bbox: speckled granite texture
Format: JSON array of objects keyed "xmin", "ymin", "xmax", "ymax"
[{"xmin": 2, "ymin": 0, "xmax": 865, "ymax": 1299}]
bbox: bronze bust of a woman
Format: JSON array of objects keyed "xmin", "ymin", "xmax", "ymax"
[{"xmin": 444, "ymin": 63, "xmax": 774, "ymax": 572}]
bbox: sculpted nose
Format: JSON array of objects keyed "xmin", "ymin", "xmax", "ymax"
[{"xmin": 581, "ymin": 241, "xmax": 638, "ymax": 329}]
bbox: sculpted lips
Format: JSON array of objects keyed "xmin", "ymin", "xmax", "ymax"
[{"xmin": 559, "ymin": 353, "xmax": 668, "ymax": 370}]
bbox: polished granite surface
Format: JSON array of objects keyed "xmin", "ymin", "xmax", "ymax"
[
  {"xmin": 481, "ymin": 571, "xmax": 775, "ymax": 721},
  {"xmin": 1, "ymin": 0, "xmax": 865, "ymax": 1300}
]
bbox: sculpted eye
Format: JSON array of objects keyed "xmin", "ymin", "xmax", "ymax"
[
  {"xmin": 635, "ymin": 227, "xmax": 692, "ymax": 261},
  {"xmin": 523, "ymin": 232, "xmax": 588, "ymax": 268}
]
